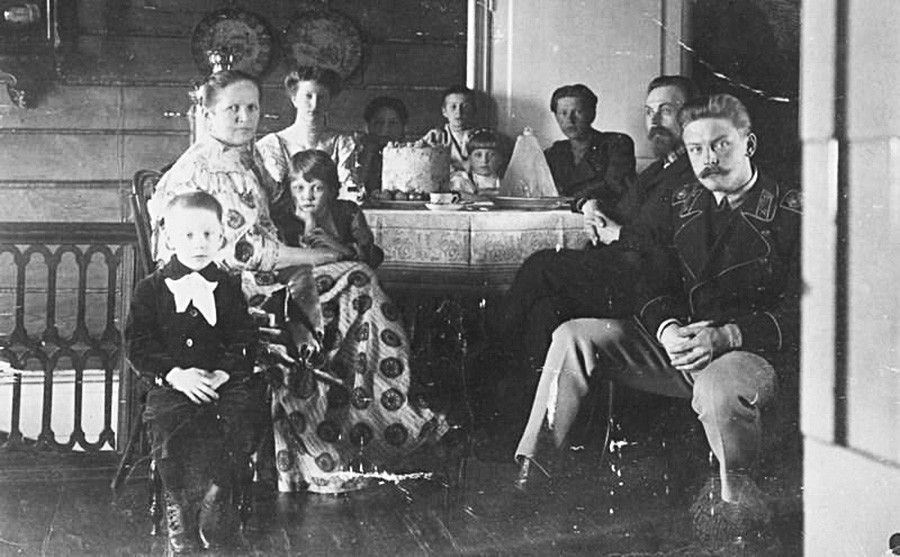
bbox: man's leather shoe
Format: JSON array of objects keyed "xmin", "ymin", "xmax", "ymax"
[{"xmin": 690, "ymin": 475, "xmax": 773, "ymax": 547}]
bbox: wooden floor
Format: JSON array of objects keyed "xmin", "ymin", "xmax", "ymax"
[{"xmin": 0, "ymin": 428, "xmax": 802, "ymax": 557}]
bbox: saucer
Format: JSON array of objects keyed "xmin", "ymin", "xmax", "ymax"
[{"xmin": 425, "ymin": 203, "xmax": 464, "ymax": 212}]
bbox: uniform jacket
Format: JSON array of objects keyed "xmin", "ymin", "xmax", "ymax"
[
  {"xmin": 125, "ymin": 257, "xmax": 256, "ymax": 382},
  {"xmin": 616, "ymin": 151, "xmax": 695, "ymax": 230},
  {"xmin": 638, "ymin": 172, "xmax": 802, "ymax": 359},
  {"xmin": 545, "ymin": 129, "xmax": 636, "ymax": 218}
]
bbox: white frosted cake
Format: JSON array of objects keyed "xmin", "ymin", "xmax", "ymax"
[{"xmin": 381, "ymin": 142, "xmax": 451, "ymax": 193}]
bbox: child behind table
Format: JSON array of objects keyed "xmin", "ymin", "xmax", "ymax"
[
  {"xmin": 420, "ymin": 85, "xmax": 477, "ymax": 172},
  {"xmin": 125, "ymin": 191, "xmax": 263, "ymax": 554},
  {"xmin": 449, "ymin": 129, "xmax": 506, "ymax": 200},
  {"xmin": 281, "ymin": 149, "xmax": 384, "ymax": 268}
]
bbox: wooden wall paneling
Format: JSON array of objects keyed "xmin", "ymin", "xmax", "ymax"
[
  {"xmin": 0, "ymin": 0, "xmax": 466, "ymax": 221},
  {"xmin": 0, "ymin": 182, "xmax": 123, "ymax": 221},
  {"xmin": 320, "ymin": 88, "xmax": 442, "ymax": 137},
  {"xmin": 104, "ymin": 0, "xmax": 225, "ymax": 37},
  {"xmin": 0, "ymin": 134, "xmax": 120, "ymax": 181},
  {"xmin": 362, "ymin": 42, "xmax": 465, "ymax": 87},
  {"xmin": 71, "ymin": 36, "xmax": 198, "ymax": 83},
  {"xmin": 330, "ymin": 0, "xmax": 466, "ymax": 42},
  {"xmin": 121, "ymin": 86, "xmax": 196, "ymax": 132},
  {"xmin": 122, "ymin": 134, "xmax": 189, "ymax": 178},
  {"xmin": 0, "ymin": 86, "xmax": 120, "ymax": 130}
]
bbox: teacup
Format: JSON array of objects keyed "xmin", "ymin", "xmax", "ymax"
[{"xmin": 429, "ymin": 192, "xmax": 461, "ymax": 205}]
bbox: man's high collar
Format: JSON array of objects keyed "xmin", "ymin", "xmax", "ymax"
[
  {"xmin": 160, "ymin": 256, "xmax": 222, "ymax": 281},
  {"xmin": 711, "ymin": 166, "xmax": 759, "ymax": 209}
]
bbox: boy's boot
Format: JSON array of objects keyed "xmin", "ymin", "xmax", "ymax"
[{"xmin": 164, "ymin": 490, "xmax": 196, "ymax": 555}]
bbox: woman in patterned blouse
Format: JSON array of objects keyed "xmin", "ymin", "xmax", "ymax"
[{"xmin": 149, "ymin": 70, "xmax": 448, "ymax": 494}]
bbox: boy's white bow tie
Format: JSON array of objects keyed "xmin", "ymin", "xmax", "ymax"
[{"xmin": 165, "ymin": 273, "xmax": 219, "ymax": 326}]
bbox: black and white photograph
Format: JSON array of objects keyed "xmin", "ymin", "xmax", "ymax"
[{"xmin": 0, "ymin": 1, "xmax": 896, "ymax": 555}]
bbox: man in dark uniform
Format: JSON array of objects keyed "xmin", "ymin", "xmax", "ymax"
[
  {"xmin": 543, "ymin": 83, "xmax": 636, "ymax": 211},
  {"xmin": 490, "ymin": 75, "xmax": 700, "ymax": 376},
  {"xmin": 513, "ymin": 93, "xmax": 801, "ymax": 545}
]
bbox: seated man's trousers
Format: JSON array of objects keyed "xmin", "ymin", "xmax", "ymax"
[{"xmin": 514, "ymin": 318, "xmax": 777, "ymax": 480}]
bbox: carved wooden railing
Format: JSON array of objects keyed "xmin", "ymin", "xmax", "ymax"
[{"xmin": 0, "ymin": 222, "xmax": 138, "ymax": 454}]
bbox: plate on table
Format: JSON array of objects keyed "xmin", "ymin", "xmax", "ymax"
[
  {"xmin": 492, "ymin": 196, "xmax": 570, "ymax": 210},
  {"xmin": 425, "ymin": 203, "xmax": 465, "ymax": 212},
  {"xmin": 366, "ymin": 199, "xmax": 427, "ymax": 209}
]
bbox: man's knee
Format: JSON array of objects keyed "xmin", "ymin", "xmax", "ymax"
[
  {"xmin": 691, "ymin": 351, "xmax": 776, "ymax": 416},
  {"xmin": 553, "ymin": 317, "xmax": 628, "ymax": 343},
  {"xmin": 547, "ymin": 318, "xmax": 630, "ymax": 369}
]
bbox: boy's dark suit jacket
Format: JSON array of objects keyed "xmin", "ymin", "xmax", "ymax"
[{"xmin": 125, "ymin": 257, "xmax": 256, "ymax": 382}]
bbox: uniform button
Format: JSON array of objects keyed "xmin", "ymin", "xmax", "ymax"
[
  {"xmin": 188, "ymin": 308, "xmax": 199, "ymax": 318},
  {"xmin": 185, "ymin": 338, "xmax": 194, "ymax": 348}
]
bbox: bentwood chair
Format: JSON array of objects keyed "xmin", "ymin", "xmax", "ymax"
[{"xmin": 110, "ymin": 169, "xmax": 166, "ymax": 533}]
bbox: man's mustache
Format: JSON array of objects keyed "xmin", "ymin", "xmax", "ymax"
[
  {"xmin": 699, "ymin": 166, "xmax": 722, "ymax": 179},
  {"xmin": 648, "ymin": 126, "xmax": 673, "ymax": 140}
]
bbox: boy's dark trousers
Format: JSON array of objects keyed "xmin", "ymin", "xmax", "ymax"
[{"xmin": 143, "ymin": 377, "xmax": 265, "ymax": 493}]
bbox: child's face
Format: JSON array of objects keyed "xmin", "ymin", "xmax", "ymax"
[
  {"xmin": 291, "ymin": 175, "xmax": 332, "ymax": 216},
  {"xmin": 165, "ymin": 207, "xmax": 224, "ymax": 271},
  {"xmin": 469, "ymin": 147, "xmax": 502, "ymax": 177},
  {"xmin": 441, "ymin": 93, "xmax": 475, "ymax": 131}
]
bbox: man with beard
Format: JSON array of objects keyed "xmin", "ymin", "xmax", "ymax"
[{"xmin": 473, "ymin": 76, "xmax": 699, "ymax": 432}]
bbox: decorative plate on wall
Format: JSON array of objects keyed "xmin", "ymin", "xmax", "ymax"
[
  {"xmin": 283, "ymin": 10, "xmax": 364, "ymax": 80},
  {"xmin": 190, "ymin": 8, "xmax": 274, "ymax": 77}
]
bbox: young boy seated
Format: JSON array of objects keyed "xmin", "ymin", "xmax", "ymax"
[
  {"xmin": 449, "ymin": 129, "xmax": 506, "ymax": 200},
  {"xmin": 421, "ymin": 85, "xmax": 477, "ymax": 172},
  {"xmin": 125, "ymin": 191, "xmax": 263, "ymax": 554},
  {"xmin": 280, "ymin": 149, "xmax": 384, "ymax": 269}
]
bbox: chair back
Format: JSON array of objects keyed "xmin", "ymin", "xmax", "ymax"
[{"xmin": 131, "ymin": 169, "xmax": 162, "ymax": 277}]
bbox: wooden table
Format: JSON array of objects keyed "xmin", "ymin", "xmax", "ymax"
[{"xmin": 365, "ymin": 207, "xmax": 586, "ymax": 294}]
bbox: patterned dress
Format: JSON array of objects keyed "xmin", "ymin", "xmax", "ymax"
[
  {"xmin": 149, "ymin": 136, "xmax": 448, "ymax": 494},
  {"xmin": 261, "ymin": 263, "xmax": 448, "ymax": 493}
]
